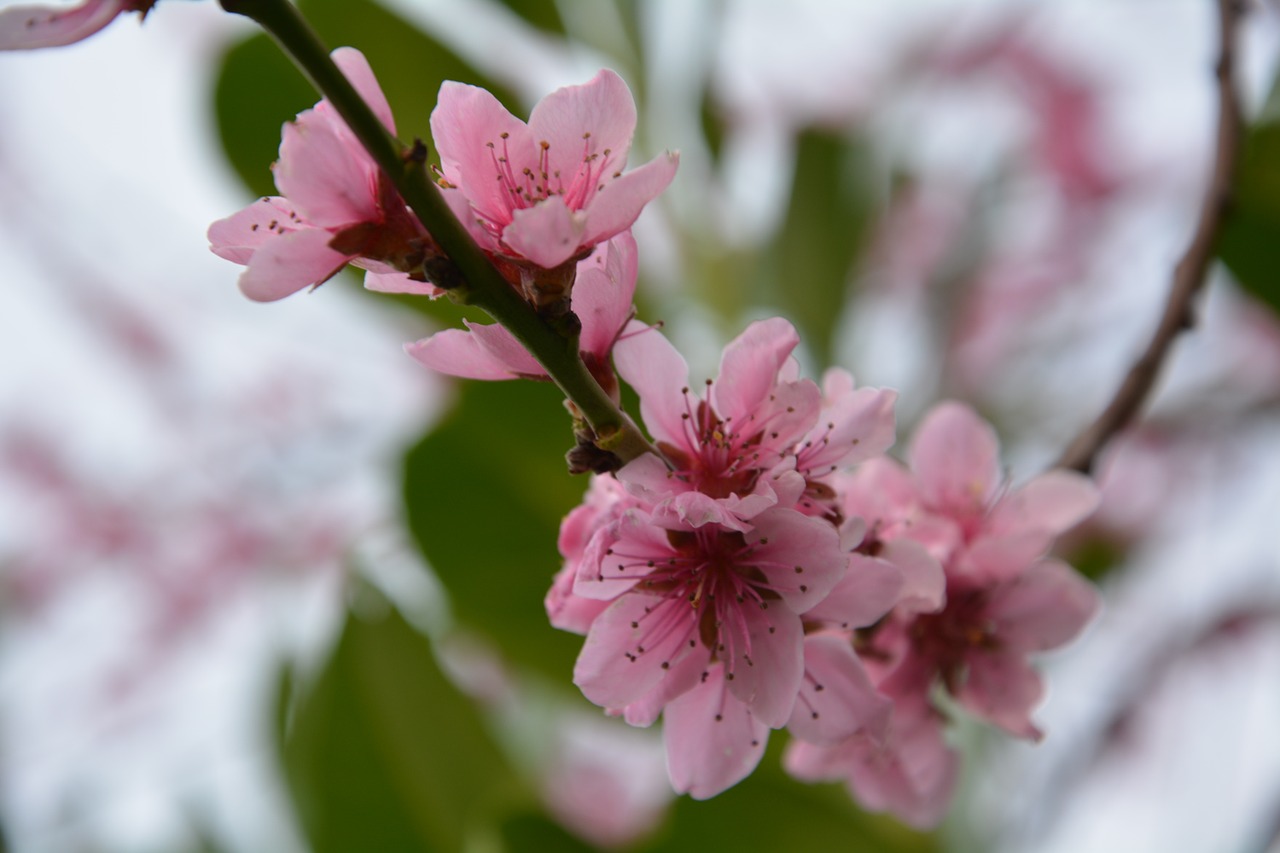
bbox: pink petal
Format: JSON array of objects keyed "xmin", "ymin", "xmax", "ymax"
[
  {"xmin": 362, "ymin": 269, "xmax": 442, "ymax": 297},
  {"xmin": 329, "ymin": 47, "xmax": 395, "ymax": 134},
  {"xmin": 990, "ymin": 469, "xmax": 1100, "ymax": 538},
  {"xmin": 845, "ymin": 709, "xmax": 959, "ymax": 830},
  {"xmin": 574, "ymin": 594, "xmax": 702, "ymax": 711},
  {"xmin": 746, "ymin": 508, "xmax": 847, "ymax": 614},
  {"xmin": 712, "ymin": 318, "xmax": 800, "ymax": 424},
  {"xmin": 468, "ymin": 321, "xmax": 545, "ymax": 376},
  {"xmin": 788, "ymin": 633, "xmax": 891, "ymax": 745},
  {"xmin": 501, "ymin": 196, "xmax": 587, "ymax": 268},
  {"xmin": 881, "ymin": 539, "xmax": 946, "ymax": 614},
  {"xmin": 953, "ymin": 651, "xmax": 1045, "ymax": 740},
  {"xmin": 430, "ymin": 81, "xmax": 532, "ymax": 226},
  {"xmin": 238, "ymin": 227, "xmax": 351, "ymax": 302},
  {"xmin": 802, "ymin": 553, "xmax": 903, "ymax": 629},
  {"xmin": 723, "ymin": 606, "xmax": 803, "ymax": 728},
  {"xmin": 989, "ymin": 559, "xmax": 1099, "ymax": 652},
  {"xmin": 783, "ymin": 738, "xmax": 854, "ymax": 783},
  {"xmin": 909, "ymin": 401, "xmax": 1001, "ymax": 517},
  {"xmin": 621, "ymin": 645, "xmax": 710, "ymax": 727},
  {"xmin": 664, "ymin": 666, "xmax": 768, "ymax": 799},
  {"xmin": 574, "ymin": 233, "xmax": 638, "ymax": 359},
  {"xmin": 274, "ymin": 109, "xmax": 379, "ymax": 228},
  {"xmin": 956, "ymin": 529, "xmax": 1053, "ymax": 583},
  {"xmin": 0, "ymin": 0, "xmax": 124, "ymax": 51},
  {"xmin": 545, "ymin": 562, "xmax": 609, "ymax": 635},
  {"xmin": 574, "ymin": 510, "xmax": 668, "ymax": 601},
  {"xmin": 527, "ymin": 69, "xmax": 638, "ymax": 182},
  {"xmin": 207, "ymin": 197, "xmax": 301, "ymax": 265},
  {"xmin": 405, "ymin": 328, "xmax": 522, "ymax": 381},
  {"xmin": 802, "ymin": 374, "xmax": 898, "ymax": 472},
  {"xmin": 613, "ymin": 323, "xmax": 692, "ymax": 449},
  {"xmin": 579, "ymin": 150, "xmax": 680, "ymax": 247}
]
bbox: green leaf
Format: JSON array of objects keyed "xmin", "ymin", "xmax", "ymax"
[
  {"xmin": 281, "ymin": 595, "xmax": 513, "ymax": 853},
  {"xmin": 493, "ymin": 0, "xmax": 566, "ymax": 35},
  {"xmin": 1217, "ymin": 114, "xmax": 1280, "ymax": 316},
  {"xmin": 758, "ymin": 129, "xmax": 875, "ymax": 368},
  {"xmin": 499, "ymin": 813, "xmax": 597, "ymax": 853},
  {"xmin": 402, "ymin": 378, "xmax": 587, "ymax": 681}
]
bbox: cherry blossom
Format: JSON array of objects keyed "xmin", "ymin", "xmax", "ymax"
[
  {"xmin": 430, "ymin": 69, "xmax": 678, "ymax": 270},
  {"xmin": 208, "ymin": 48, "xmax": 433, "ymax": 302},
  {"xmin": 0, "ymin": 0, "xmax": 153, "ymax": 50}
]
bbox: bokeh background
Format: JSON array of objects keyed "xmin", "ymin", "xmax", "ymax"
[{"xmin": 2, "ymin": 0, "xmax": 1280, "ymax": 851}]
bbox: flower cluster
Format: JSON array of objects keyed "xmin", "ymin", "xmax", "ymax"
[{"xmin": 201, "ymin": 49, "xmax": 1101, "ymax": 830}]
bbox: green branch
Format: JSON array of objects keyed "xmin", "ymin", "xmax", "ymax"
[{"xmin": 218, "ymin": 0, "xmax": 657, "ymax": 466}]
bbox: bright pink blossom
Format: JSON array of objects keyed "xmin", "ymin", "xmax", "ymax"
[
  {"xmin": 0, "ymin": 0, "xmax": 152, "ymax": 50},
  {"xmin": 208, "ymin": 48, "xmax": 432, "ymax": 302},
  {"xmin": 573, "ymin": 507, "xmax": 845, "ymax": 724},
  {"xmin": 430, "ymin": 69, "xmax": 678, "ymax": 269},
  {"xmin": 612, "ymin": 318, "xmax": 819, "ymax": 529},
  {"xmin": 407, "ymin": 233, "xmax": 638, "ymax": 390}
]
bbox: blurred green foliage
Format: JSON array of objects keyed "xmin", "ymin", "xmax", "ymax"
[
  {"xmin": 756, "ymin": 129, "xmax": 875, "ymax": 368},
  {"xmin": 279, "ymin": 593, "xmax": 514, "ymax": 853},
  {"xmin": 1217, "ymin": 72, "xmax": 1280, "ymax": 317},
  {"xmin": 402, "ymin": 377, "xmax": 587, "ymax": 682}
]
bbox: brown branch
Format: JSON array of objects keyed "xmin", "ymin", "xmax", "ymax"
[{"xmin": 1055, "ymin": 0, "xmax": 1245, "ymax": 474}]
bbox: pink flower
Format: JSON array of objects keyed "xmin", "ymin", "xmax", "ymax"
[
  {"xmin": 430, "ymin": 69, "xmax": 678, "ymax": 269},
  {"xmin": 785, "ymin": 684, "xmax": 959, "ymax": 830},
  {"xmin": 406, "ymin": 233, "xmax": 638, "ymax": 393},
  {"xmin": 612, "ymin": 318, "xmax": 822, "ymax": 529},
  {"xmin": 0, "ymin": 0, "xmax": 153, "ymax": 50},
  {"xmin": 573, "ymin": 507, "xmax": 845, "ymax": 725},
  {"xmin": 208, "ymin": 48, "xmax": 433, "ymax": 302},
  {"xmin": 545, "ymin": 473, "xmax": 635, "ymax": 635}
]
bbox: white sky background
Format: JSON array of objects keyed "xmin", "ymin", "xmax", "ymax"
[{"xmin": 0, "ymin": 1, "xmax": 1278, "ymax": 852}]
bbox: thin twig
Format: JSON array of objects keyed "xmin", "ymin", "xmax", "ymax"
[{"xmin": 1055, "ymin": 0, "xmax": 1244, "ymax": 474}]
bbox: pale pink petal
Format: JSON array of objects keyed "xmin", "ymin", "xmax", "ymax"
[
  {"xmin": 574, "ymin": 594, "xmax": 701, "ymax": 711},
  {"xmin": 881, "ymin": 539, "xmax": 946, "ymax": 614},
  {"xmin": 238, "ymin": 227, "xmax": 351, "ymax": 302},
  {"xmin": 783, "ymin": 737, "xmax": 854, "ymax": 783},
  {"xmin": 573, "ymin": 513, "xmax": 657, "ymax": 600},
  {"xmin": 405, "ymin": 328, "xmax": 521, "ymax": 381},
  {"xmin": 846, "ymin": 710, "xmax": 959, "ymax": 830},
  {"xmin": 621, "ymin": 645, "xmax": 711, "ymax": 727},
  {"xmin": 467, "ymin": 321, "xmax": 546, "ymax": 376},
  {"xmin": 664, "ymin": 666, "xmax": 768, "ymax": 799},
  {"xmin": 724, "ymin": 606, "xmax": 803, "ymax": 728},
  {"xmin": 956, "ymin": 529, "xmax": 1052, "ymax": 583},
  {"xmin": 802, "ymin": 553, "xmax": 903, "ymax": 629},
  {"xmin": 329, "ymin": 47, "xmax": 395, "ymax": 134},
  {"xmin": 274, "ymin": 110, "xmax": 378, "ymax": 228},
  {"xmin": 362, "ymin": 269, "xmax": 442, "ymax": 297},
  {"xmin": 527, "ymin": 69, "xmax": 637, "ymax": 181},
  {"xmin": 801, "ymin": 374, "xmax": 897, "ymax": 474},
  {"xmin": 788, "ymin": 633, "xmax": 891, "ymax": 745},
  {"xmin": 909, "ymin": 401, "xmax": 1001, "ymax": 517},
  {"xmin": 574, "ymin": 233, "xmax": 638, "ymax": 359},
  {"xmin": 989, "ymin": 469, "xmax": 1100, "ymax": 538},
  {"xmin": 989, "ymin": 559, "xmax": 1099, "ymax": 652},
  {"xmin": 953, "ymin": 651, "xmax": 1045, "ymax": 740},
  {"xmin": 712, "ymin": 318, "xmax": 800, "ymax": 423},
  {"xmin": 0, "ymin": 0, "xmax": 124, "ymax": 51},
  {"xmin": 746, "ymin": 509, "xmax": 847, "ymax": 613},
  {"xmin": 579, "ymin": 151, "xmax": 680, "ymax": 247},
  {"xmin": 545, "ymin": 562, "xmax": 609, "ymax": 635},
  {"xmin": 430, "ymin": 81, "xmax": 532, "ymax": 225},
  {"xmin": 501, "ymin": 196, "xmax": 587, "ymax": 268},
  {"xmin": 207, "ymin": 197, "xmax": 301, "ymax": 265},
  {"xmin": 613, "ymin": 323, "xmax": 692, "ymax": 448}
]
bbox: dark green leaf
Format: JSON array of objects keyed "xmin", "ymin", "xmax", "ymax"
[
  {"xmin": 281, "ymin": 595, "xmax": 513, "ymax": 853},
  {"xmin": 1218, "ymin": 121, "xmax": 1280, "ymax": 315},
  {"xmin": 758, "ymin": 129, "xmax": 875, "ymax": 368},
  {"xmin": 493, "ymin": 0, "xmax": 566, "ymax": 35},
  {"xmin": 402, "ymin": 379, "xmax": 587, "ymax": 680},
  {"xmin": 500, "ymin": 813, "xmax": 598, "ymax": 853}
]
